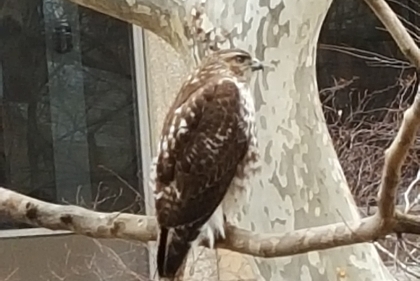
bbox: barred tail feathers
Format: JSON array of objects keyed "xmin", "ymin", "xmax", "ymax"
[
  {"xmin": 156, "ymin": 226, "xmax": 195, "ymax": 279},
  {"xmin": 156, "ymin": 206, "xmax": 226, "ymax": 278}
]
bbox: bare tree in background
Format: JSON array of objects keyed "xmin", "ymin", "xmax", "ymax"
[
  {"xmin": 2, "ymin": 0, "xmax": 420, "ymax": 280},
  {"xmin": 317, "ymin": 2, "xmax": 420, "ymax": 276},
  {"xmin": 318, "ymin": 0, "xmax": 420, "ymax": 207}
]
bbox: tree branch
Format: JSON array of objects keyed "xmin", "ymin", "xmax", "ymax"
[
  {"xmin": 363, "ymin": 0, "xmax": 420, "ymax": 221},
  {"xmin": 377, "ymin": 92, "xmax": 420, "ymax": 220},
  {"xmin": 363, "ymin": 0, "xmax": 420, "ymax": 70},
  {"xmin": 1, "ymin": 187, "xmax": 420, "ymax": 258},
  {"xmin": 67, "ymin": 0, "xmax": 190, "ymax": 57},
  {"xmin": 0, "ymin": 188, "xmax": 157, "ymax": 242},
  {"xmin": 394, "ymin": 211, "xmax": 420, "ymax": 235}
]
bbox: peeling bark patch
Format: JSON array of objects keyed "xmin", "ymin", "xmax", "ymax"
[
  {"xmin": 241, "ymin": 18, "xmax": 253, "ymax": 40},
  {"xmin": 97, "ymin": 225, "xmax": 108, "ymax": 235},
  {"xmin": 259, "ymin": 0, "xmax": 271, "ymax": 8},
  {"xmin": 307, "ymin": 251, "xmax": 321, "ymax": 267},
  {"xmin": 256, "ymin": 258, "xmax": 273, "ymax": 280},
  {"xmin": 269, "ymin": 162, "xmax": 282, "ymax": 188},
  {"xmin": 314, "ymin": 207, "xmax": 321, "ymax": 217},
  {"xmin": 264, "ymin": 140, "xmax": 273, "ymax": 164},
  {"xmin": 255, "ymin": 17, "xmax": 266, "ymax": 61},
  {"xmin": 265, "ymin": 4, "xmax": 289, "ymax": 48},
  {"xmin": 260, "ymin": 115, "xmax": 267, "ymax": 130},
  {"xmin": 297, "ymin": 20, "xmax": 311, "ymax": 45},
  {"xmin": 111, "ymin": 221, "xmax": 125, "ymax": 236},
  {"xmin": 238, "ymin": 209, "xmax": 244, "ymax": 220},
  {"xmin": 253, "ymin": 77, "xmax": 266, "ymax": 111},
  {"xmin": 300, "ymin": 265, "xmax": 311, "ymax": 281},
  {"xmin": 255, "ymin": 0, "xmax": 289, "ymax": 66},
  {"xmin": 221, "ymin": 5, "xmax": 228, "ymax": 19},
  {"xmin": 270, "ymin": 217, "xmax": 286, "ymax": 228},
  {"xmin": 271, "ymin": 59, "xmax": 280, "ymax": 67},
  {"xmin": 233, "ymin": 0, "xmax": 247, "ymax": 16},
  {"xmin": 298, "ymin": 45, "xmax": 311, "ymax": 74},
  {"xmin": 277, "ymin": 157, "xmax": 288, "ymax": 188},
  {"xmin": 278, "ymin": 145, "xmax": 301, "ymax": 192},
  {"xmin": 230, "ymin": 19, "xmax": 255, "ymax": 44},
  {"xmin": 230, "ymin": 11, "xmax": 254, "ymax": 43},
  {"xmin": 60, "ymin": 215, "xmax": 73, "ymax": 225},
  {"xmin": 299, "ymin": 188, "xmax": 308, "ymax": 207},
  {"xmin": 26, "ymin": 206, "xmax": 38, "ymax": 220},
  {"xmin": 263, "ymin": 206, "xmax": 269, "ymax": 216},
  {"xmin": 276, "ymin": 125, "xmax": 293, "ymax": 143},
  {"xmin": 250, "ymin": 222, "xmax": 256, "ymax": 231}
]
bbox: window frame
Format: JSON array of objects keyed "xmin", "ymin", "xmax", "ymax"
[
  {"xmin": 0, "ymin": 25, "xmax": 153, "ymax": 243},
  {"xmin": 132, "ymin": 24, "xmax": 155, "ymax": 280}
]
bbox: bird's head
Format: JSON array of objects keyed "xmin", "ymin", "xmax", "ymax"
[{"xmin": 204, "ymin": 48, "xmax": 264, "ymax": 82}]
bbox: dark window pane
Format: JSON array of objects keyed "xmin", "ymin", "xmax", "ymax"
[{"xmin": 0, "ymin": 0, "xmax": 145, "ymax": 230}]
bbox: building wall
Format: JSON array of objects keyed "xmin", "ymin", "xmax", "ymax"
[
  {"xmin": 0, "ymin": 233, "xmax": 149, "ymax": 281},
  {"xmin": 143, "ymin": 31, "xmax": 189, "ymax": 148}
]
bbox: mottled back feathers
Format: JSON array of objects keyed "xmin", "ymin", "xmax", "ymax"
[{"xmin": 152, "ymin": 48, "xmax": 263, "ymax": 279}]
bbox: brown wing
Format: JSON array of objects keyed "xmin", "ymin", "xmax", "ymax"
[{"xmin": 155, "ymin": 78, "xmax": 249, "ymax": 228}]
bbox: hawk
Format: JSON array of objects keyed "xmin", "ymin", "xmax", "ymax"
[{"xmin": 150, "ymin": 48, "xmax": 263, "ymax": 279}]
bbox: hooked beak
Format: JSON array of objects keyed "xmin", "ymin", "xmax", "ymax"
[{"xmin": 251, "ymin": 58, "xmax": 264, "ymax": 71}]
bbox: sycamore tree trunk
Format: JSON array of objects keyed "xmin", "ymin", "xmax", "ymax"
[{"xmin": 68, "ymin": 0, "xmax": 395, "ymax": 280}]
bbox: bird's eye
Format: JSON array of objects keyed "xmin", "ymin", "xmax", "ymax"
[{"xmin": 236, "ymin": 56, "xmax": 246, "ymax": 63}]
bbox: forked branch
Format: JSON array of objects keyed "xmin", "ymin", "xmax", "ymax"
[{"xmin": 363, "ymin": 0, "xmax": 420, "ymax": 221}]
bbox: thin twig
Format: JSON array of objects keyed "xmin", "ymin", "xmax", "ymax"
[
  {"xmin": 363, "ymin": 0, "xmax": 420, "ymax": 69},
  {"xmin": 375, "ymin": 242, "xmax": 420, "ymax": 278},
  {"xmin": 404, "ymin": 169, "xmax": 420, "ymax": 213}
]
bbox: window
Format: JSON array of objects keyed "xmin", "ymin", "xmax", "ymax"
[{"xmin": 0, "ymin": 0, "xmax": 146, "ymax": 230}]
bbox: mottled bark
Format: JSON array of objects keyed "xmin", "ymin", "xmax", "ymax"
[
  {"xmin": 3, "ymin": 186, "xmax": 420, "ymax": 257},
  {"xmin": 3, "ymin": 0, "xmax": 418, "ymax": 280}
]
